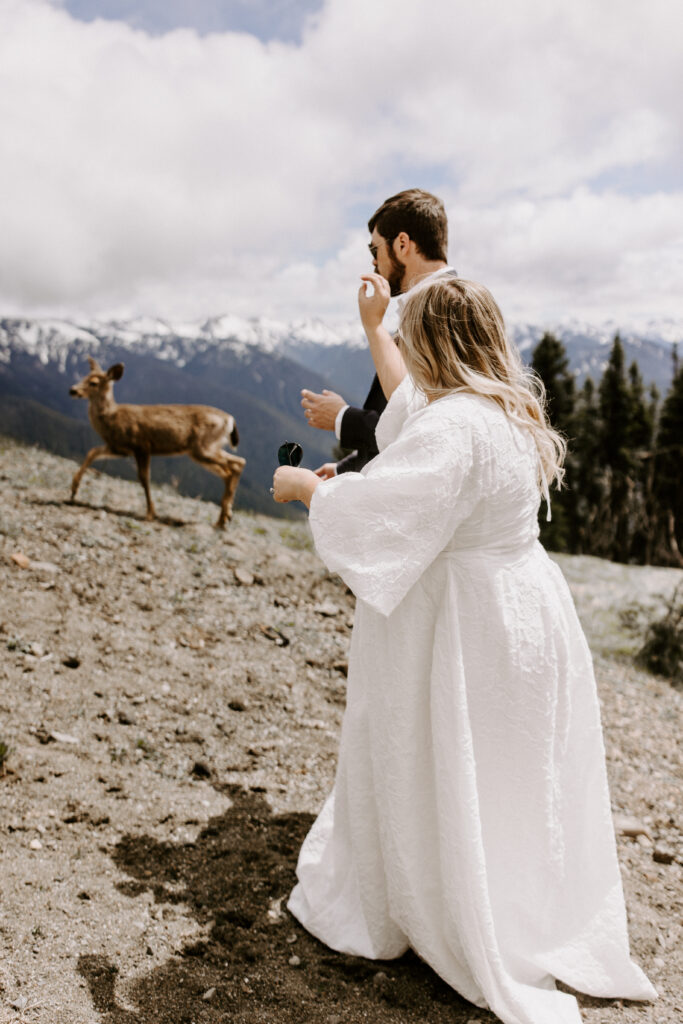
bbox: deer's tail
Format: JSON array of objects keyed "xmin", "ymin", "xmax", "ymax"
[{"xmin": 229, "ymin": 417, "xmax": 239, "ymax": 449}]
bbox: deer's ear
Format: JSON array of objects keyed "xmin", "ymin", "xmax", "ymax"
[
  {"xmin": 88, "ymin": 356, "xmax": 103, "ymax": 372},
  {"xmin": 107, "ymin": 363, "xmax": 125, "ymax": 381}
]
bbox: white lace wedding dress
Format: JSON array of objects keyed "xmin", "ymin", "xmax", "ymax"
[{"xmin": 288, "ymin": 383, "xmax": 656, "ymax": 1024}]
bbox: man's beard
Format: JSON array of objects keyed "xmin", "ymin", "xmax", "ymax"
[{"xmin": 386, "ymin": 248, "xmax": 407, "ymax": 296}]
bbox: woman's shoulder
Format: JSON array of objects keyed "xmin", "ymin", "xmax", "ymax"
[
  {"xmin": 395, "ymin": 392, "xmax": 500, "ymax": 463},
  {"xmin": 420, "ymin": 391, "xmax": 507, "ymax": 432},
  {"xmin": 414, "ymin": 392, "xmax": 531, "ymax": 461}
]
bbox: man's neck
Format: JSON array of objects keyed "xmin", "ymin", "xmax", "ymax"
[{"xmin": 403, "ymin": 259, "xmax": 448, "ymax": 293}]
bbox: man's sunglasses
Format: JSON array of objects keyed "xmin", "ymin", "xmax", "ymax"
[
  {"xmin": 368, "ymin": 238, "xmax": 391, "ymax": 261},
  {"xmin": 278, "ymin": 441, "xmax": 303, "ymax": 467}
]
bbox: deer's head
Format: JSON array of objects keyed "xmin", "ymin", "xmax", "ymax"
[{"xmin": 69, "ymin": 358, "xmax": 124, "ymax": 399}]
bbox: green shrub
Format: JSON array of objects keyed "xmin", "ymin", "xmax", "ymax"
[{"xmin": 636, "ymin": 583, "xmax": 683, "ymax": 686}]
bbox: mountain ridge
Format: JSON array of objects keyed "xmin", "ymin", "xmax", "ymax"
[{"xmin": 0, "ymin": 312, "xmax": 679, "ymax": 516}]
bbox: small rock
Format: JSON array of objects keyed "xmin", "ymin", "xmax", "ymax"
[
  {"xmin": 288, "ymin": 954, "xmax": 301, "ymax": 967},
  {"xmin": 49, "ymin": 731, "xmax": 78, "ymax": 745},
  {"xmin": 286, "ymin": 933, "xmax": 298, "ymax": 944},
  {"xmin": 234, "ymin": 568, "xmax": 254, "ymax": 586},
  {"xmin": 117, "ymin": 710, "xmax": 136, "ymax": 726},
  {"xmin": 228, "ymin": 698, "xmax": 247, "ymax": 712},
  {"xmin": 201, "ymin": 987, "xmax": 216, "ymax": 1002},
  {"xmin": 267, "ymin": 897, "xmax": 284, "ymax": 923},
  {"xmin": 29, "ymin": 838, "xmax": 42, "ymax": 850},
  {"xmin": 653, "ymin": 847, "xmax": 675, "ymax": 865},
  {"xmin": 10, "ymin": 551, "xmax": 31, "ymax": 569},
  {"xmin": 313, "ymin": 601, "xmax": 339, "ymax": 617},
  {"xmin": 636, "ymin": 833, "xmax": 653, "ymax": 848},
  {"xmin": 258, "ymin": 624, "xmax": 289, "ymax": 647},
  {"xmin": 27, "ymin": 642, "xmax": 45, "ymax": 658},
  {"xmin": 191, "ymin": 760, "xmax": 211, "ymax": 779},
  {"xmin": 77, "ymin": 891, "xmax": 91, "ymax": 900},
  {"xmin": 62, "ymin": 655, "xmax": 81, "ymax": 669},
  {"xmin": 613, "ymin": 815, "xmax": 652, "ymax": 840}
]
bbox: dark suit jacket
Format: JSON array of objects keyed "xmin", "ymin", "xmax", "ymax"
[{"xmin": 336, "ymin": 374, "xmax": 387, "ymax": 474}]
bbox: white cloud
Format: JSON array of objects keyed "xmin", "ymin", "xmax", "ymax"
[
  {"xmin": 450, "ymin": 189, "xmax": 683, "ymax": 323},
  {"xmin": 0, "ymin": 0, "xmax": 680, "ymax": 324}
]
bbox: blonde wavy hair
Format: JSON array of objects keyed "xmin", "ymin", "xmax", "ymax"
[{"xmin": 398, "ymin": 277, "xmax": 566, "ymax": 490}]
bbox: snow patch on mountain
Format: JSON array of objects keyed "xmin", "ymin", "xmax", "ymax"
[{"xmin": 1, "ymin": 311, "xmax": 680, "ymax": 387}]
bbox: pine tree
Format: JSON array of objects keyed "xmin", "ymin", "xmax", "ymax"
[
  {"xmin": 652, "ymin": 366, "xmax": 683, "ymax": 565},
  {"xmin": 627, "ymin": 361, "xmax": 654, "ymax": 452},
  {"xmin": 531, "ymin": 332, "xmax": 575, "ymax": 432},
  {"xmin": 572, "ymin": 377, "xmax": 602, "ymax": 554},
  {"xmin": 598, "ymin": 334, "xmax": 632, "ymax": 472},
  {"xmin": 531, "ymin": 332, "xmax": 576, "ymax": 551},
  {"xmin": 626, "ymin": 362, "xmax": 656, "ymax": 562},
  {"xmin": 595, "ymin": 335, "xmax": 640, "ymax": 561}
]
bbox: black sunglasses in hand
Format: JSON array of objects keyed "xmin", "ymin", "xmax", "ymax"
[{"xmin": 278, "ymin": 441, "xmax": 303, "ymax": 467}]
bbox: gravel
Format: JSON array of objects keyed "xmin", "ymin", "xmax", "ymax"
[{"xmin": 0, "ymin": 437, "xmax": 681, "ymax": 1024}]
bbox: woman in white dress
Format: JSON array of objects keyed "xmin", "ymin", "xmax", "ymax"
[{"xmin": 271, "ymin": 277, "xmax": 656, "ymax": 1024}]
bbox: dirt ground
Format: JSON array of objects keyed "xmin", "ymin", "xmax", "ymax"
[{"xmin": 0, "ymin": 439, "xmax": 681, "ymax": 1024}]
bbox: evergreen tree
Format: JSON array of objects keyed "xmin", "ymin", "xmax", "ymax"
[
  {"xmin": 652, "ymin": 366, "xmax": 683, "ymax": 565},
  {"xmin": 595, "ymin": 335, "xmax": 639, "ymax": 561},
  {"xmin": 531, "ymin": 333, "xmax": 576, "ymax": 551},
  {"xmin": 626, "ymin": 361, "xmax": 654, "ymax": 452},
  {"xmin": 598, "ymin": 334, "xmax": 632, "ymax": 472},
  {"xmin": 626, "ymin": 362, "xmax": 656, "ymax": 562},
  {"xmin": 531, "ymin": 332, "xmax": 575, "ymax": 432},
  {"xmin": 571, "ymin": 377, "xmax": 603, "ymax": 554}
]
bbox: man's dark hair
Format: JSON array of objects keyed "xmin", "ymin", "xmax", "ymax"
[{"xmin": 368, "ymin": 188, "xmax": 448, "ymax": 262}]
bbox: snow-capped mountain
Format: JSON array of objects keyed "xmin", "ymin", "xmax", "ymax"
[
  {"xmin": 0, "ymin": 314, "xmax": 366, "ymax": 368},
  {"xmin": 0, "ymin": 312, "xmax": 679, "ymax": 517},
  {"xmin": 1, "ymin": 312, "xmax": 678, "ymax": 403}
]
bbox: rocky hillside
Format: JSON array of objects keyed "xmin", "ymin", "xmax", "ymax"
[{"xmin": 0, "ymin": 438, "xmax": 681, "ymax": 1024}]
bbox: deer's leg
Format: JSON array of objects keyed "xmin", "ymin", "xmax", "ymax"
[
  {"xmin": 71, "ymin": 446, "xmax": 117, "ymax": 500},
  {"xmin": 217, "ymin": 455, "xmax": 246, "ymax": 528},
  {"xmin": 190, "ymin": 451, "xmax": 245, "ymax": 528},
  {"xmin": 133, "ymin": 449, "xmax": 156, "ymax": 520}
]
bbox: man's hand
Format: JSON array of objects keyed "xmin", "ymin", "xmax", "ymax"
[
  {"xmin": 358, "ymin": 273, "xmax": 391, "ymax": 332},
  {"xmin": 301, "ymin": 389, "xmax": 346, "ymax": 431},
  {"xmin": 314, "ymin": 462, "xmax": 337, "ymax": 480}
]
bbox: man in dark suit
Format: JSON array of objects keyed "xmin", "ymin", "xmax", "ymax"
[{"xmin": 302, "ymin": 189, "xmax": 453, "ymax": 476}]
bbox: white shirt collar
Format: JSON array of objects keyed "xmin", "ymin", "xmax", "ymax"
[{"xmin": 397, "ymin": 265, "xmax": 456, "ymax": 311}]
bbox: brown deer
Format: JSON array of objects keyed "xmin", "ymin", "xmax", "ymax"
[{"xmin": 69, "ymin": 357, "xmax": 245, "ymax": 527}]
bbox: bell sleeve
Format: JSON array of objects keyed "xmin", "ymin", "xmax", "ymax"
[
  {"xmin": 309, "ymin": 403, "xmax": 482, "ymax": 617},
  {"xmin": 375, "ymin": 374, "xmax": 427, "ymax": 452}
]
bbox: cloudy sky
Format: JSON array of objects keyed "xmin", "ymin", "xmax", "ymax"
[{"xmin": 0, "ymin": 0, "xmax": 681, "ymax": 326}]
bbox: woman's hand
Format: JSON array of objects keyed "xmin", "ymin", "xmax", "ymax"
[
  {"xmin": 272, "ymin": 466, "xmax": 320, "ymax": 507},
  {"xmin": 358, "ymin": 273, "xmax": 391, "ymax": 331},
  {"xmin": 314, "ymin": 462, "xmax": 337, "ymax": 480}
]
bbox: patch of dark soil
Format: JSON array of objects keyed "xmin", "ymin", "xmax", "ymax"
[{"xmin": 80, "ymin": 786, "xmax": 487, "ymax": 1024}]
